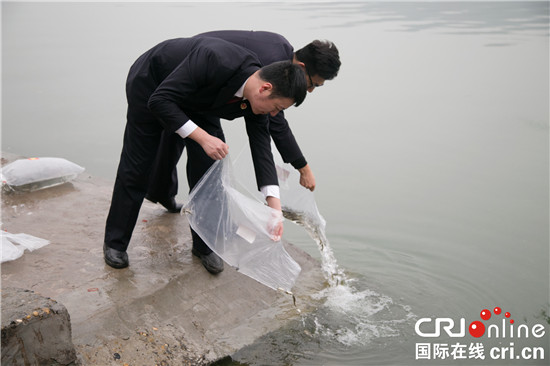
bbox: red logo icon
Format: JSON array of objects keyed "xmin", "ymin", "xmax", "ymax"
[{"xmin": 469, "ymin": 307, "xmax": 514, "ymax": 338}]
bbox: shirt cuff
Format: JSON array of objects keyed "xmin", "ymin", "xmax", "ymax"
[
  {"xmin": 175, "ymin": 121, "xmax": 198, "ymax": 138},
  {"xmin": 260, "ymin": 185, "xmax": 280, "ymax": 199}
]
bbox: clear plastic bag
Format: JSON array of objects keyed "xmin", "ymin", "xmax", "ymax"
[
  {"xmin": 233, "ymin": 145, "xmax": 345, "ymax": 287},
  {"xmin": 1, "ymin": 231, "xmax": 50, "ymax": 263},
  {"xmin": 275, "ymin": 162, "xmax": 327, "ymax": 235},
  {"xmin": 1, "ymin": 157, "xmax": 85, "ymax": 192},
  {"xmin": 275, "ymin": 159, "xmax": 345, "ymax": 287},
  {"xmin": 232, "ymin": 144, "xmax": 326, "ymax": 231},
  {"xmin": 183, "ymin": 156, "xmax": 301, "ymax": 292}
]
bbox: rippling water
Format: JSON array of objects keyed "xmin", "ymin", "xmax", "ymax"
[
  {"xmin": 276, "ymin": 209, "xmax": 416, "ymax": 365},
  {"xmin": 3, "ymin": 2, "xmax": 549, "ymax": 365}
]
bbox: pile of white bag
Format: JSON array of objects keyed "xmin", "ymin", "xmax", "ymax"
[
  {"xmin": 1, "ymin": 156, "xmax": 84, "ymax": 262},
  {"xmin": 1, "ymin": 157, "xmax": 85, "ymax": 192},
  {"xmin": 1, "ymin": 231, "xmax": 50, "ymax": 263}
]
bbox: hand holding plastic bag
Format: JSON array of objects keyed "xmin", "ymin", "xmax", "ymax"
[
  {"xmin": 183, "ymin": 156, "xmax": 301, "ymax": 292},
  {"xmin": 265, "ymin": 196, "xmax": 284, "ymax": 241},
  {"xmin": 268, "ymin": 210, "xmax": 283, "ymax": 242}
]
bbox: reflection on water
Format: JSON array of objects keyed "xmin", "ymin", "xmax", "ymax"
[{"xmin": 294, "ymin": 1, "xmax": 549, "ymax": 38}]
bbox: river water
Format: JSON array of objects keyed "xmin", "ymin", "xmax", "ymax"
[{"xmin": 2, "ymin": 1, "xmax": 549, "ymax": 365}]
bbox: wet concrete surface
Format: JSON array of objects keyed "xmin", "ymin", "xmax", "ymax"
[{"xmin": 1, "ymin": 153, "xmax": 325, "ymax": 365}]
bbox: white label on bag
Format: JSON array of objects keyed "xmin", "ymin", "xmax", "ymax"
[
  {"xmin": 236, "ymin": 225, "xmax": 256, "ymax": 244},
  {"xmin": 276, "ymin": 164, "xmax": 290, "ymax": 183}
]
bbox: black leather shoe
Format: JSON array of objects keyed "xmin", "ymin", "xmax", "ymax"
[
  {"xmin": 146, "ymin": 195, "xmax": 183, "ymax": 213},
  {"xmin": 103, "ymin": 243, "xmax": 129, "ymax": 269},
  {"xmin": 192, "ymin": 248, "xmax": 224, "ymax": 274}
]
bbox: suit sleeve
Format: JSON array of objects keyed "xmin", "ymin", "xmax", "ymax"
[
  {"xmin": 147, "ymin": 47, "xmax": 225, "ymax": 134},
  {"xmin": 245, "ymin": 115, "xmax": 279, "ymax": 190},
  {"xmin": 268, "ymin": 111, "xmax": 307, "ymax": 169}
]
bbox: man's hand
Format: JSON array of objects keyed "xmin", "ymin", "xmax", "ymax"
[
  {"xmin": 298, "ymin": 164, "xmax": 316, "ymax": 191},
  {"xmin": 189, "ymin": 127, "xmax": 229, "ymax": 160},
  {"xmin": 266, "ymin": 196, "xmax": 283, "ymax": 241}
]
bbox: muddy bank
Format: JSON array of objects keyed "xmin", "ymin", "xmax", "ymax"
[{"xmin": 1, "ymin": 152, "xmax": 325, "ymax": 365}]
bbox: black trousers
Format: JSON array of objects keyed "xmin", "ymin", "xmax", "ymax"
[{"xmin": 104, "ymin": 106, "xmax": 223, "ymax": 254}]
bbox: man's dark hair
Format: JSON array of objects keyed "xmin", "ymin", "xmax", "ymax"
[
  {"xmin": 259, "ymin": 60, "xmax": 307, "ymax": 107},
  {"xmin": 295, "ymin": 40, "xmax": 341, "ymax": 80}
]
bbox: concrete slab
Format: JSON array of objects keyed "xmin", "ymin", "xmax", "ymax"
[
  {"xmin": 1, "ymin": 287, "xmax": 77, "ymax": 365},
  {"xmin": 1, "ymin": 152, "xmax": 325, "ymax": 365}
]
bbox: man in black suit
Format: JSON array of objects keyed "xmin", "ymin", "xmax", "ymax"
[
  {"xmin": 103, "ymin": 37, "xmax": 307, "ymax": 272},
  {"xmin": 196, "ymin": 31, "xmax": 340, "ymax": 191},
  {"xmin": 146, "ymin": 31, "xmax": 341, "ymax": 207}
]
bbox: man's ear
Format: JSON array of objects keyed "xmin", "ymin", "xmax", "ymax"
[
  {"xmin": 259, "ymin": 82, "xmax": 273, "ymax": 94},
  {"xmin": 295, "ymin": 61, "xmax": 306, "ymax": 70}
]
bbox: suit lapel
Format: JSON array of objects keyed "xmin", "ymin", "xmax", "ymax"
[{"xmin": 210, "ymin": 65, "xmax": 258, "ymax": 109}]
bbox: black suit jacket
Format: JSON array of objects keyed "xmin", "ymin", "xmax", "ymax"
[
  {"xmin": 127, "ymin": 37, "xmax": 277, "ymax": 188},
  {"xmin": 196, "ymin": 30, "xmax": 307, "ymax": 169}
]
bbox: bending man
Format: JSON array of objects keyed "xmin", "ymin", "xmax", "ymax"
[
  {"xmin": 146, "ymin": 30, "xmax": 341, "ymax": 210},
  {"xmin": 103, "ymin": 37, "xmax": 307, "ymax": 273}
]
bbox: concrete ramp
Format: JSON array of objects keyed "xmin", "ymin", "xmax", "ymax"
[{"xmin": 1, "ymin": 153, "xmax": 325, "ymax": 365}]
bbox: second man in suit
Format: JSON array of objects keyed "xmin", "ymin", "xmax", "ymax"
[{"xmin": 146, "ymin": 31, "xmax": 341, "ymax": 211}]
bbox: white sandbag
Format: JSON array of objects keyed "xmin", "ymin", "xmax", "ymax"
[
  {"xmin": 183, "ymin": 156, "xmax": 301, "ymax": 292},
  {"xmin": 0, "ymin": 231, "xmax": 50, "ymax": 263},
  {"xmin": 1, "ymin": 157, "xmax": 85, "ymax": 191},
  {"xmin": 1, "ymin": 234, "xmax": 25, "ymax": 263},
  {"xmin": 3, "ymin": 232, "xmax": 51, "ymax": 251}
]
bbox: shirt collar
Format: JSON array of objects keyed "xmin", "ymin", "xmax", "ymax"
[{"xmin": 235, "ymin": 78, "xmax": 248, "ymax": 99}]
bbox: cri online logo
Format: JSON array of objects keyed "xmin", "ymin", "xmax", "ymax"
[
  {"xmin": 415, "ymin": 307, "xmax": 546, "ymax": 339},
  {"xmin": 469, "ymin": 307, "xmax": 513, "ymax": 337}
]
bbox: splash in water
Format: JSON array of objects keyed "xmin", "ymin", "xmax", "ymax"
[
  {"xmin": 282, "ymin": 206, "xmax": 416, "ymax": 348},
  {"xmin": 231, "ymin": 151, "xmax": 416, "ymax": 357},
  {"xmin": 282, "ymin": 208, "xmax": 346, "ymax": 287}
]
